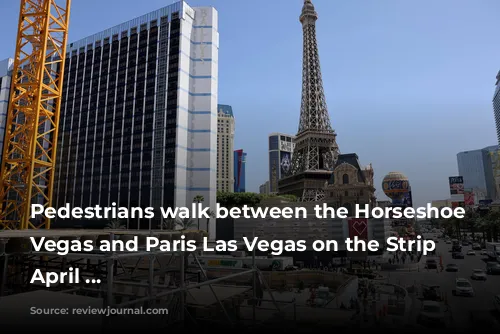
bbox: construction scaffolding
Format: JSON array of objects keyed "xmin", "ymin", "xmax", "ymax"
[
  {"xmin": 0, "ymin": 229, "xmax": 288, "ymax": 329},
  {"xmin": 0, "ymin": 0, "xmax": 71, "ymax": 230}
]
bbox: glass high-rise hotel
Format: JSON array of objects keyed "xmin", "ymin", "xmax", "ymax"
[
  {"xmin": 54, "ymin": 1, "xmax": 218, "ymax": 231},
  {"xmin": 457, "ymin": 145, "xmax": 498, "ymax": 201},
  {"xmin": 268, "ymin": 133, "xmax": 295, "ymax": 193},
  {"xmin": 494, "ymin": 70, "xmax": 500, "ymax": 146},
  {"xmin": 234, "ymin": 149, "xmax": 246, "ymax": 193}
]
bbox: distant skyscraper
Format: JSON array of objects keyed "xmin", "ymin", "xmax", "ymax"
[
  {"xmin": 217, "ymin": 104, "xmax": 235, "ymax": 193},
  {"xmin": 268, "ymin": 133, "xmax": 295, "ymax": 193},
  {"xmin": 53, "ymin": 1, "xmax": 219, "ymax": 231},
  {"xmin": 0, "ymin": 58, "xmax": 13, "ymax": 167},
  {"xmin": 493, "ymin": 71, "xmax": 500, "ymax": 146},
  {"xmin": 278, "ymin": 0, "xmax": 339, "ymax": 201},
  {"xmin": 259, "ymin": 181, "xmax": 270, "ymax": 195},
  {"xmin": 233, "ymin": 149, "xmax": 246, "ymax": 193},
  {"xmin": 457, "ymin": 146, "xmax": 498, "ymax": 200}
]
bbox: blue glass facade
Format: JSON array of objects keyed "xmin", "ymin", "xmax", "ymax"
[
  {"xmin": 234, "ymin": 149, "xmax": 246, "ymax": 192},
  {"xmin": 457, "ymin": 145, "xmax": 498, "ymax": 200}
]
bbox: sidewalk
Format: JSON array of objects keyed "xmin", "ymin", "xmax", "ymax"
[{"xmin": 379, "ymin": 251, "xmax": 423, "ymax": 271}]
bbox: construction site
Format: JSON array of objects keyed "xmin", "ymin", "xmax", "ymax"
[
  {"xmin": 0, "ymin": 229, "xmax": 358, "ymax": 330},
  {"xmin": 0, "ymin": 2, "xmax": 357, "ymax": 329}
]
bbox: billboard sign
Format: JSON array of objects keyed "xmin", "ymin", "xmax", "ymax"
[
  {"xmin": 402, "ymin": 191, "xmax": 413, "ymax": 207},
  {"xmin": 280, "ymin": 151, "xmax": 292, "ymax": 177},
  {"xmin": 464, "ymin": 191, "xmax": 474, "ymax": 207},
  {"xmin": 479, "ymin": 199, "xmax": 493, "ymax": 206},
  {"xmin": 348, "ymin": 218, "xmax": 368, "ymax": 260},
  {"xmin": 348, "ymin": 218, "xmax": 368, "ymax": 240},
  {"xmin": 382, "ymin": 179, "xmax": 410, "ymax": 196},
  {"xmin": 449, "ymin": 176, "xmax": 464, "ymax": 195}
]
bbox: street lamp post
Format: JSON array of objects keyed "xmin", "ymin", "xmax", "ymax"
[{"xmin": 193, "ymin": 195, "xmax": 204, "ymax": 230}]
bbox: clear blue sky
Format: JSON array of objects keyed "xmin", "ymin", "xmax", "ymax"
[{"xmin": 1, "ymin": 0, "xmax": 499, "ymax": 206}]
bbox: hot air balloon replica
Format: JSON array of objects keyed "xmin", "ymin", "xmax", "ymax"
[
  {"xmin": 382, "ymin": 172, "xmax": 415, "ymax": 238},
  {"xmin": 382, "ymin": 172, "xmax": 410, "ymax": 205}
]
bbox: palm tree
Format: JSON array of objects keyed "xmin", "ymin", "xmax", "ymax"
[
  {"xmin": 439, "ymin": 217, "xmax": 455, "ymax": 238},
  {"xmin": 205, "ymin": 209, "xmax": 216, "ymax": 238},
  {"xmin": 475, "ymin": 217, "xmax": 488, "ymax": 243},
  {"xmin": 193, "ymin": 195, "xmax": 204, "ymax": 230},
  {"xmin": 105, "ymin": 218, "xmax": 126, "ymax": 230},
  {"xmin": 176, "ymin": 218, "xmax": 196, "ymax": 231},
  {"xmin": 484, "ymin": 211, "xmax": 500, "ymax": 242},
  {"xmin": 160, "ymin": 217, "xmax": 176, "ymax": 230}
]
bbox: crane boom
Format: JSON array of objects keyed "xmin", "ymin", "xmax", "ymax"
[{"xmin": 0, "ymin": 0, "xmax": 71, "ymax": 230}]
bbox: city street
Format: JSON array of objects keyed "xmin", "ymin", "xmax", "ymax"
[{"xmin": 384, "ymin": 237, "xmax": 500, "ymax": 329}]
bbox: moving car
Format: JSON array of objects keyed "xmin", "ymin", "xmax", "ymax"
[
  {"xmin": 486, "ymin": 262, "xmax": 500, "ymax": 275},
  {"xmin": 445, "ymin": 264, "xmax": 459, "ymax": 272},
  {"xmin": 417, "ymin": 301, "xmax": 447, "ymax": 327},
  {"xmin": 467, "ymin": 250, "xmax": 476, "ymax": 256},
  {"xmin": 481, "ymin": 250, "xmax": 489, "ymax": 256},
  {"xmin": 452, "ymin": 252, "xmax": 464, "ymax": 259},
  {"xmin": 471, "ymin": 269, "xmax": 487, "ymax": 281},
  {"xmin": 425, "ymin": 259, "xmax": 438, "ymax": 269},
  {"xmin": 422, "ymin": 285, "xmax": 443, "ymax": 301},
  {"xmin": 472, "ymin": 243, "xmax": 482, "ymax": 250},
  {"xmin": 453, "ymin": 278, "xmax": 474, "ymax": 297}
]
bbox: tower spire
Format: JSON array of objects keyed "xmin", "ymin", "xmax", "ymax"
[
  {"xmin": 298, "ymin": 0, "xmax": 333, "ymax": 134},
  {"xmin": 278, "ymin": 0, "xmax": 340, "ymax": 202}
]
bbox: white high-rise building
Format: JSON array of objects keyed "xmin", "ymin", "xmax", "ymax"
[
  {"xmin": 0, "ymin": 58, "xmax": 14, "ymax": 167},
  {"xmin": 52, "ymin": 1, "xmax": 218, "ymax": 232},
  {"xmin": 217, "ymin": 104, "xmax": 235, "ymax": 193}
]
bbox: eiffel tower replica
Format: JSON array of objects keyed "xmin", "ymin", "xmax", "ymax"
[{"xmin": 279, "ymin": 0, "xmax": 340, "ymax": 202}]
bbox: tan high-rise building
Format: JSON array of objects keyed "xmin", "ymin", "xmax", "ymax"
[{"xmin": 217, "ymin": 104, "xmax": 235, "ymax": 192}]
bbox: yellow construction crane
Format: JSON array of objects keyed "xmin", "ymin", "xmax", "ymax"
[{"xmin": 0, "ymin": 0, "xmax": 71, "ymax": 230}]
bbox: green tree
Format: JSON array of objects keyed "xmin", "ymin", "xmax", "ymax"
[
  {"xmin": 261, "ymin": 193, "xmax": 298, "ymax": 202},
  {"xmin": 193, "ymin": 195, "xmax": 205, "ymax": 230},
  {"xmin": 439, "ymin": 217, "xmax": 458, "ymax": 238},
  {"xmin": 484, "ymin": 211, "xmax": 500, "ymax": 242},
  {"xmin": 176, "ymin": 218, "xmax": 196, "ymax": 231},
  {"xmin": 160, "ymin": 217, "xmax": 176, "ymax": 230},
  {"xmin": 205, "ymin": 209, "xmax": 216, "ymax": 237},
  {"xmin": 105, "ymin": 218, "xmax": 126, "ymax": 230},
  {"xmin": 475, "ymin": 217, "xmax": 488, "ymax": 243},
  {"xmin": 216, "ymin": 191, "xmax": 262, "ymax": 208}
]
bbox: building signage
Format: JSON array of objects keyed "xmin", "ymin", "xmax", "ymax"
[
  {"xmin": 348, "ymin": 218, "xmax": 368, "ymax": 240},
  {"xmin": 449, "ymin": 176, "xmax": 464, "ymax": 195},
  {"xmin": 280, "ymin": 141, "xmax": 292, "ymax": 152},
  {"xmin": 464, "ymin": 191, "xmax": 474, "ymax": 206},
  {"xmin": 449, "ymin": 176, "xmax": 463, "ymax": 184},
  {"xmin": 382, "ymin": 180, "xmax": 409, "ymax": 193}
]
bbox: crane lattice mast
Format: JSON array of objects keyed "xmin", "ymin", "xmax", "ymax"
[{"xmin": 0, "ymin": 0, "xmax": 71, "ymax": 230}]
